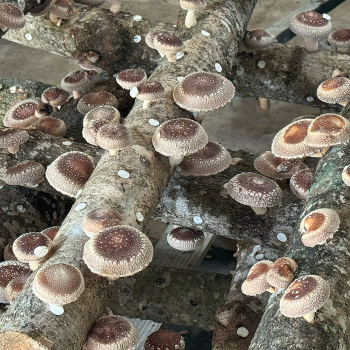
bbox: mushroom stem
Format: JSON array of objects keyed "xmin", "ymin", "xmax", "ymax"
[
  {"xmin": 49, "ymin": 12, "xmax": 59, "ymax": 24},
  {"xmin": 267, "ymin": 286, "xmax": 276, "ymax": 293},
  {"xmin": 7, "ymin": 145, "xmax": 20, "ymax": 154},
  {"xmin": 169, "ymin": 155, "xmax": 184, "ymax": 167},
  {"xmin": 304, "ymin": 38, "xmax": 318, "ymax": 52},
  {"xmin": 165, "ymin": 52, "xmax": 177, "ymax": 62},
  {"xmin": 193, "ymin": 112, "xmax": 207, "ymax": 123},
  {"xmin": 185, "ymin": 9, "xmax": 197, "ymax": 28},
  {"xmin": 142, "ymin": 100, "xmax": 152, "ymax": 109},
  {"xmin": 340, "ymin": 100, "xmax": 350, "ymax": 107},
  {"xmin": 250, "ymin": 206, "xmax": 267, "ymax": 215},
  {"xmin": 302, "ymin": 311, "xmax": 315, "ymax": 323},
  {"xmin": 256, "ymin": 97, "xmax": 270, "ymax": 115},
  {"xmin": 72, "ymin": 91, "xmax": 81, "ymax": 99},
  {"xmin": 109, "ymin": 150, "xmax": 118, "ymax": 157},
  {"xmin": 29, "ymin": 261, "xmax": 41, "ymax": 271}
]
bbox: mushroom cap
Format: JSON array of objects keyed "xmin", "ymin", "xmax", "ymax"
[
  {"xmin": 179, "ymin": 0, "xmax": 206, "ymax": 11},
  {"xmin": 154, "ymin": 31, "xmax": 184, "ymax": 54},
  {"xmin": 289, "ymin": 11, "xmax": 332, "ymax": 40},
  {"xmin": 317, "ymin": 77, "xmax": 350, "ymax": 105},
  {"xmin": 83, "ymin": 119, "xmax": 112, "ymax": 146},
  {"xmin": 33, "ymin": 263, "xmax": 85, "ymax": 306},
  {"xmin": 271, "ymin": 118, "xmax": 318, "ymax": 159},
  {"xmin": 0, "ymin": 261, "xmax": 31, "ymax": 290},
  {"xmin": 41, "ymin": 226, "xmax": 60, "ymax": 241},
  {"xmin": 167, "ymin": 227, "xmax": 204, "ymax": 251},
  {"xmin": 290, "ymin": 168, "xmax": 314, "ymax": 200},
  {"xmin": 13, "ymin": 232, "xmax": 53, "ymax": 263},
  {"xmin": 342, "ymin": 165, "xmax": 350, "ymax": 186},
  {"xmin": 227, "ymin": 172, "xmax": 282, "ymax": 208},
  {"xmin": 254, "ymin": 151, "xmax": 307, "ymax": 179},
  {"xmin": 86, "ymin": 315, "xmax": 139, "ymax": 350},
  {"xmin": 328, "ymin": 29, "xmax": 350, "ymax": 49},
  {"xmin": 4, "ymin": 160, "xmax": 45, "ymax": 186},
  {"xmin": 82, "ymin": 207, "xmax": 122, "ymax": 237},
  {"xmin": 41, "ymin": 86, "xmax": 69, "ymax": 107},
  {"xmin": 5, "ymin": 274, "xmax": 30, "ymax": 303},
  {"xmin": 266, "ymin": 257, "xmax": 298, "ymax": 289},
  {"xmin": 4, "ymin": 98, "xmax": 41, "ymax": 129},
  {"xmin": 136, "ymin": 81, "xmax": 165, "ymax": 102},
  {"xmin": 73, "ymin": 0, "xmax": 105, "ymax": 6},
  {"xmin": 3, "ymin": 241, "xmax": 17, "ymax": 261},
  {"xmin": 96, "ymin": 124, "xmax": 131, "ymax": 151},
  {"xmin": 243, "ymin": 29, "xmax": 275, "ymax": 51},
  {"xmin": 0, "ymin": 128, "xmax": 29, "ymax": 150},
  {"xmin": 61, "ymin": 70, "xmax": 91, "ymax": 93},
  {"xmin": 145, "ymin": 329, "xmax": 185, "ymax": 350},
  {"xmin": 280, "ymin": 275, "xmax": 330, "ymax": 318},
  {"xmin": 304, "ymin": 114, "xmax": 350, "ymax": 147},
  {"xmin": 300, "ymin": 208, "xmax": 340, "ymax": 247},
  {"xmin": 50, "ymin": 0, "xmax": 75, "ymax": 19},
  {"xmin": 29, "ymin": 0, "xmax": 55, "ymax": 16},
  {"xmin": 179, "ymin": 141, "xmax": 231, "ymax": 176},
  {"xmin": 36, "ymin": 116, "xmax": 67, "ymax": 138},
  {"xmin": 83, "ymin": 105, "xmax": 120, "ymax": 128},
  {"xmin": 152, "ymin": 118, "xmax": 208, "ymax": 158},
  {"xmin": 0, "ymin": 3, "xmax": 25, "ymax": 29},
  {"xmin": 77, "ymin": 91, "xmax": 118, "ymax": 115},
  {"xmin": 115, "ymin": 68, "xmax": 147, "ymax": 90},
  {"xmin": 83, "ymin": 225, "xmax": 153, "ymax": 279},
  {"xmin": 0, "ymin": 331, "xmax": 49, "ymax": 350},
  {"xmin": 46, "ymin": 151, "xmax": 96, "ymax": 197},
  {"xmin": 241, "ymin": 260, "xmax": 273, "ymax": 295},
  {"xmin": 35, "ymin": 102, "xmax": 54, "ymax": 118},
  {"xmin": 173, "ymin": 72, "xmax": 235, "ymax": 113},
  {"xmin": 145, "ymin": 30, "xmax": 167, "ymax": 49}
]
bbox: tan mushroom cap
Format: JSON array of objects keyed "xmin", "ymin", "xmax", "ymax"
[
  {"xmin": 0, "ymin": 128, "xmax": 29, "ymax": 154},
  {"xmin": 266, "ymin": 257, "xmax": 298, "ymax": 289},
  {"xmin": 241, "ymin": 260, "xmax": 274, "ymax": 295},
  {"xmin": 317, "ymin": 77, "xmax": 350, "ymax": 106},
  {"xmin": 0, "ymin": 331, "xmax": 49, "ymax": 350},
  {"xmin": 46, "ymin": 151, "xmax": 96, "ymax": 197},
  {"xmin": 83, "ymin": 225, "xmax": 153, "ymax": 280},
  {"xmin": 179, "ymin": 141, "xmax": 231, "ymax": 176},
  {"xmin": 180, "ymin": 0, "xmax": 206, "ymax": 28},
  {"xmin": 167, "ymin": 227, "xmax": 204, "ymax": 251},
  {"xmin": 5, "ymin": 274, "xmax": 30, "ymax": 303},
  {"xmin": 300, "ymin": 208, "xmax": 340, "ymax": 247},
  {"xmin": 280, "ymin": 275, "xmax": 330, "ymax": 322},
  {"xmin": 36, "ymin": 116, "xmax": 67, "ymax": 138},
  {"xmin": 85, "ymin": 315, "xmax": 139, "ymax": 350},
  {"xmin": 290, "ymin": 168, "xmax": 314, "ymax": 199},
  {"xmin": 83, "ymin": 119, "xmax": 112, "ymax": 146},
  {"xmin": 271, "ymin": 119, "xmax": 318, "ymax": 159},
  {"xmin": 328, "ymin": 29, "xmax": 350, "ymax": 50},
  {"xmin": 145, "ymin": 329, "xmax": 185, "ymax": 350},
  {"xmin": 83, "ymin": 105, "xmax": 120, "ymax": 128},
  {"xmin": 77, "ymin": 91, "xmax": 118, "ymax": 115},
  {"xmin": 82, "ymin": 207, "xmax": 122, "ymax": 238},
  {"xmin": 173, "ymin": 72, "xmax": 235, "ymax": 113},
  {"xmin": 254, "ymin": 151, "xmax": 307, "ymax": 179},
  {"xmin": 0, "ymin": 3, "xmax": 25, "ymax": 29},
  {"xmin": 41, "ymin": 86, "xmax": 69, "ymax": 107},
  {"xmin": 243, "ymin": 29, "xmax": 275, "ymax": 52},
  {"xmin": 342, "ymin": 165, "xmax": 350, "ymax": 186},
  {"xmin": 4, "ymin": 160, "xmax": 45, "ymax": 187},
  {"xmin": 116, "ymin": 68, "xmax": 147, "ymax": 90},
  {"xmin": 4, "ymin": 98, "xmax": 41, "ymax": 129}
]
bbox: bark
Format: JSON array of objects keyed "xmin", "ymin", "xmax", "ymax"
[
  {"xmin": 249, "ymin": 103, "xmax": 350, "ymax": 350},
  {"xmin": 0, "ymin": 1, "xmax": 258, "ymax": 349}
]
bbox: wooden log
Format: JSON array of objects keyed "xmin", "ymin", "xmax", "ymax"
[{"xmin": 249, "ymin": 103, "xmax": 350, "ymax": 350}]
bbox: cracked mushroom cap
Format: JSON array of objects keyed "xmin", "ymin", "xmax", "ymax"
[
  {"xmin": 83, "ymin": 118, "xmax": 112, "ymax": 146},
  {"xmin": 96, "ymin": 123, "xmax": 131, "ymax": 155},
  {"xmin": 0, "ymin": 128, "xmax": 29, "ymax": 154},
  {"xmin": 4, "ymin": 160, "xmax": 45, "ymax": 187},
  {"xmin": 243, "ymin": 29, "xmax": 275, "ymax": 51},
  {"xmin": 36, "ymin": 116, "xmax": 67, "ymax": 137},
  {"xmin": 290, "ymin": 168, "xmax": 314, "ymax": 200},
  {"xmin": 5, "ymin": 274, "xmax": 30, "ymax": 303},
  {"xmin": 179, "ymin": 141, "xmax": 231, "ymax": 176},
  {"xmin": 154, "ymin": 31, "xmax": 184, "ymax": 54},
  {"xmin": 4, "ymin": 98, "xmax": 41, "ymax": 129},
  {"xmin": 271, "ymin": 119, "xmax": 318, "ymax": 159},
  {"xmin": 254, "ymin": 151, "xmax": 307, "ymax": 179},
  {"xmin": 46, "ymin": 151, "xmax": 96, "ymax": 197},
  {"xmin": 173, "ymin": 72, "xmax": 235, "ymax": 113},
  {"xmin": 82, "ymin": 208, "xmax": 122, "ymax": 238},
  {"xmin": 85, "ymin": 315, "xmax": 139, "ymax": 350},
  {"xmin": 0, "ymin": 3, "xmax": 25, "ymax": 29},
  {"xmin": 167, "ymin": 227, "xmax": 204, "ymax": 251},
  {"xmin": 300, "ymin": 208, "xmax": 340, "ymax": 247},
  {"xmin": 328, "ymin": 29, "xmax": 350, "ymax": 49},
  {"xmin": 83, "ymin": 225, "xmax": 153, "ymax": 280},
  {"xmin": 83, "ymin": 105, "xmax": 120, "ymax": 128},
  {"xmin": 317, "ymin": 77, "xmax": 350, "ymax": 106},
  {"xmin": 61, "ymin": 70, "xmax": 91, "ymax": 93},
  {"xmin": 41, "ymin": 86, "xmax": 69, "ymax": 107},
  {"xmin": 241, "ymin": 260, "xmax": 273, "ymax": 296},
  {"xmin": 115, "ymin": 68, "xmax": 147, "ymax": 90},
  {"xmin": 77, "ymin": 91, "xmax": 118, "ymax": 114},
  {"xmin": 280, "ymin": 275, "xmax": 330, "ymax": 320},
  {"xmin": 145, "ymin": 329, "xmax": 185, "ymax": 350},
  {"xmin": 266, "ymin": 257, "xmax": 298, "ymax": 289},
  {"xmin": 0, "ymin": 331, "xmax": 49, "ymax": 350}
]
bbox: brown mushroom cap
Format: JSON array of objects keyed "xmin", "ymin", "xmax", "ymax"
[
  {"xmin": 145, "ymin": 30, "xmax": 166, "ymax": 49},
  {"xmin": 36, "ymin": 116, "xmax": 67, "ymax": 138},
  {"xmin": 290, "ymin": 168, "xmax": 314, "ymax": 199},
  {"xmin": 136, "ymin": 80, "xmax": 165, "ymax": 102},
  {"xmin": 77, "ymin": 91, "xmax": 118, "ymax": 115},
  {"xmin": 280, "ymin": 275, "xmax": 330, "ymax": 321},
  {"xmin": 154, "ymin": 31, "xmax": 184, "ymax": 54},
  {"xmin": 50, "ymin": 0, "xmax": 75, "ymax": 19},
  {"xmin": 46, "ymin": 151, "xmax": 96, "ymax": 197},
  {"xmin": 4, "ymin": 98, "xmax": 40, "ymax": 129},
  {"xmin": 61, "ymin": 70, "xmax": 91, "ymax": 93},
  {"xmin": 41, "ymin": 226, "xmax": 60, "ymax": 241},
  {"xmin": 83, "ymin": 225, "xmax": 153, "ymax": 280},
  {"xmin": 173, "ymin": 72, "xmax": 235, "ymax": 113},
  {"xmin": 243, "ymin": 29, "xmax": 275, "ymax": 51},
  {"xmin": 35, "ymin": 102, "xmax": 54, "ymax": 119},
  {"xmin": 41, "ymin": 86, "xmax": 69, "ymax": 107},
  {"xmin": 145, "ymin": 329, "xmax": 185, "ymax": 350},
  {"xmin": 83, "ymin": 119, "xmax": 112, "ymax": 146},
  {"xmin": 96, "ymin": 123, "xmax": 131, "ymax": 155},
  {"xmin": 300, "ymin": 208, "xmax": 340, "ymax": 247},
  {"xmin": 3, "ymin": 241, "xmax": 17, "ymax": 261},
  {"xmin": 83, "ymin": 105, "xmax": 120, "ymax": 128},
  {"xmin": 167, "ymin": 227, "xmax": 204, "ymax": 251},
  {"xmin": 317, "ymin": 77, "xmax": 350, "ymax": 106},
  {"xmin": 266, "ymin": 257, "xmax": 298, "ymax": 289},
  {"xmin": 115, "ymin": 68, "xmax": 147, "ymax": 90},
  {"xmin": 4, "ymin": 160, "xmax": 45, "ymax": 187},
  {"xmin": 241, "ymin": 260, "xmax": 274, "ymax": 295},
  {"xmin": 179, "ymin": 141, "xmax": 231, "ymax": 176},
  {"xmin": 85, "ymin": 315, "xmax": 139, "ymax": 350},
  {"xmin": 0, "ymin": 128, "xmax": 29, "ymax": 154},
  {"xmin": 328, "ymin": 29, "xmax": 350, "ymax": 49},
  {"xmin": 0, "ymin": 3, "xmax": 25, "ymax": 29},
  {"xmin": 5, "ymin": 274, "xmax": 30, "ymax": 303}
]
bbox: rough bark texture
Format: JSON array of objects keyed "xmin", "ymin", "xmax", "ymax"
[
  {"xmin": 0, "ymin": 1, "xmax": 258, "ymax": 348},
  {"xmin": 249, "ymin": 103, "xmax": 350, "ymax": 350}
]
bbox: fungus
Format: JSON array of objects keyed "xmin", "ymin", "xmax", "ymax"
[
  {"xmin": 48, "ymin": 0, "xmax": 75, "ymax": 26},
  {"xmin": 317, "ymin": 77, "xmax": 350, "ymax": 107},
  {"xmin": 3, "ymin": 241, "xmax": 17, "ymax": 261},
  {"xmin": 61, "ymin": 70, "xmax": 92, "ymax": 99},
  {"xmin": 342, "ymin": 165, "xmax": 350, "ymax": 186},
  {"xmin": 83, "ymin": 119, "xmax": 112, "ymax": 145},
  {"xmin": 5, "ymin": 274, "xmax": 30, "ymax": 303},
  {"xmin": 290, "ymin": 168, "xmax": 314, "ymax": 199},
  {"xmin": 83, "ymin": 105, "xmax": 120, "ymax": 128},
  {"xmin": 34, "ymin": 103, "xmax": 54, "ymax": 118},
  {"xmin": 153, "ymin": 31, "xmax": 184, "ymax": 62},
  {"xmin": 41, "ymin": 86, "xmax": 69, "ymax": 108},
  {"xmin": 76, "ymin": 50, "xmax": 101, "ymax": 71},
  {"xmin": 266, "ymin": 257, "xmax": 298, "ymax": 289},
  {"xmin": 115, "ymin": 68, "xmax": 147, "ymax": 90},
  {"xmin": 167, "ymin": 227, "xmax": 204, "ymax": 251},
  {"xmin": 0, "ymin": 3, "xmax": 25, "ymax": 30},
  {"xmin": 0, "ymin": 128, "xmax": 29, "ymax": 154},
  {"xmin": 131, "ymin": 80, "xmax": 165, "ymax": 109},
  {"xmin": 4, "ymin": 160, "xmax": 45, "ymax": 187},
  {"xmin": 328, "ymin": 29, "xmax": 350, "ymax": 53},
  {"xmin": 104, "ymin": 0, "xmax": 130, "ymax": 14},
  {"xmin": 41, "ymin": 226, "xmax": 60, "ymax": 241},
  {"xmin": 77, "ymin": 91, "xmax": 118, "ymax": 115},
  {"xmin": 36, "ymin": 116, "xmax": 67, "ymax": 138},
  {"xmin": 180, "ymin": 0, "xmax": 206, "ymax": 29},
  {"xmin": 242, "ymin": 29, "xmax": 276, "ymax": 52},
  {"xmin": 144, "ymin": 329, "xmax": 185, "ymax": 350}
]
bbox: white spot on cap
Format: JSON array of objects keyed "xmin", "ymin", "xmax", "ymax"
[
  {"xmin": 118, "ymin": 170, "xmax": 130, "ymax": 178},
  {"xmin": 277, "ymin": 232, "xmax": 287, "ymax": 242},
  {"xmin": 306, "ymin": 96, "xmax": 314, "ymax": 102},
  {"xmin": 136, "ymin": 211, "xmax": 144, "ymax": 222},
  {"xmin": 34, "ymin": 246, "xmax": 49, "ymax": 258},
  {"xmin": 133, "ymin": 15, "xmax": 142, "ymax": 21},
  {"xmin": 75, "ymin": 202, "xmax": 87, "ymax": 211},
  {"xmin": 255, "ymin": 253, "xmax": 264, "ymax": 260},
  {"xmin": 49, "ymin": 303, "xmax": 64, "ymax": 315},
  {"xmin": 62, "ymin": 140, "xmax": 72, "ymax": 146},
  {"xmin": 25, "ymin": 33, "xmax": 32, "ymax": 41},
  {"xmin": 258, "ymin": 60, "xmax": 266, "ymax": 69},
  {"xmin": 215, "ymin": 63, "xmax": 222, "ymax": 72},
  {"xmin": 193, "ymin": 216, "xmax": 203, "ymax": 224},
  {"xmin": 237, "ymin": 327, "xmax": 249, "ymax": 338},
  {"xmin": 16, "ymin": 205, "xmax": 26, "ymax": 213},
  {"xmin": 322, "ymin": 14, "xmax": 331, "ymax": 20},
  {"xmin": 130, "ymin": 86, "xmax": 139, "ymax": 98},
  {"xmin": 176, "ymin": 51, "xmax": 184, "ymax": 60},
  {"xmin": 201, "ymin": 30, "xmax": 210, "ymax": 37},
  {"xmin": 148, "ymin": 119, "xmax": 160, "ymax": 126},
  {"xmin": 133, "ymin": 35, "xmax": 141, "ymax": 43}
]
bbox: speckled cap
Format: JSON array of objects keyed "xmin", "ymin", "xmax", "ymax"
[
  {"xmin": 36, "ymin": 116, "xmax": 67, "ymax": 138},
  {"xmin": 41, "ymin": 86, "xmax": 69, "ymax": 107},
  {"xmin": 241, "ymin": 260, "xmax": 273, "ymax": 295},
  {"xmin": 300, "ymin": 208, "xmax": 340, "ymax": 247},
  {"xmin": 96, "ymin": 124, "xmax": 131, "ymax": 155},
  {"xmin": 136, "ymin": 81, "xmax": 165, "ymax": 101},
  {"xmin": 180, "ymin": 0, "xmax": 206, "ymax": 11},
  {"xmin": 317, "ymin": 77, "xmax": 350, "ymax": 106},
  {"xmin": 280, "ymin": 275, "xmax": 330, "ymax": 321},
  {"xmin": 179, "ymin": 141, "xmax": 231, "ymax": 176},
  {"xmin": 83, "ymin": 119, "xmax": 112, "ymax": 145},
  {"xmin": 61, "ymin": 70, "xmax": 91, "ymax": 93},
  {"xmin": 266, "ymin": 257, "xmax": 298, "ymax": 289},
  {"xmin": 33, "ymin": 263, "xmax": 85, "ymax": 305},
  {"xmin": 173, "ymin": 72, "xmax": 235, "ymax": 113},
  {"xmin": 77, "ymin": 91, "xmax": 118, "ymax": 114},
  {"xmin": 4, "ymin": 274, "xmax": 30, "ymax": 303},
  {"xmin": 243, "ymin": 29, "xmax": 275, "ymax": 51},
  {"xmin": 4, "ymin": 98, "xmax": 40, "ymax": 129},
  {"xmin": 328, "ymin": 29, "xmax": 350, "ymax": 49},
  {"xmin": 41, "ymin": 226, "xmax": 60, "ymax": 241},
  {"xmin": 46, "ymin": 151, "xmax": 96, "ymax": 197},
  {"xmin": 0, "ymin": 3, "xmax": 25, "ymax": 29},
  {"xmin": 146, "ymin": 30, "xmax": 166, "ymax": 49},
  {"xmin": 145, "ymin": 329, "xmax": 185, "ymax": 350},
  {"xmin": 115, "ymin": 68, "xmax": 147, "ymax": 90},
  {"xmin": 83, "ymin": 105, "xmax": 120, "ymax": 127},
  {"xmin": 0, "ymin": 128, "xmax": 29, "ymax": 154},
  {"xmin": 154, "ymin": 31, "xmax": 184, "ymax": 53},
  {"xmin": 304, "ymin": 114, "xmax": 350, "ymax": 147},
  {"xmin": 85, "ymin": 315, "xmax": 139, "ymax": 350},
  {"xmin": 290, "ymin": 168, "xmax": 314, "ymax": 199},
  {"xmin": 167, "ymin": 227, "xmax": 204, "ymax": 251},
  {"xmin": 83, "ymin": 225, "xmax": 153, "ymax": 280},
  {"xmin": 4, "ymin": 160, "xmax": 45, "ymax": 187},
  {"xmin": 254, "ymin": 151, "xmax": 307, "ymax": 179}
]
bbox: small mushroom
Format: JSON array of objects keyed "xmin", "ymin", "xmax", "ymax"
[
  {"xmin": 77, "ymin": 91, "xmax": 118, "ymax": 115},
  {"xmin": 61, "ymin": 70, "xmax": 92, "ymax": 99},
  {"xmin": 317, "ymin": 77, "xmax": 350, "ymax": 107},
  {"xmin": 34, "ymin": 102, "xmax": 54, "ymax": 119},
  {"xmin": 48, "ymin": 0, "xmax": 75, "ymax": 26},
  {"xmin": 41, "ymin": 86, "xmax": 69, "ymax": 109},
  {"xmin": 115, "ymin": 68, "xmax": 147, "ymax": 90},
  {"xmin": 0, "ymin": 128, "xmax": 29, "ymax": 154},
  {"xmin": 144, "ymin": 329, "xmax": 185, "ymax": 350},
  {"xmin": 328, "ymin": 29, "xmax": 350, "ymax": 53},
  {"xmin": 83, "ymin": 105, "xmax": 120, "ymax": 128},
  {"xmin": 4, "ymin": 160, "xmax": 45, "ymax": 187},
  {"xmin": 242, "ymin": 29, "xmax": 276, "ymax": 52},
  {"xmin": 41, "ymin": 226, "xmax": 60, "ymax": 241},
  {"xmin": 36, "ymin": 116, "xmax": 67, "ymax": 138},
  {"xmin": 4, "ymin": 274, "xmax": 30, "ymax": 303},
  {"xmin": 76, "ymin": 50, "xmax": 101, "ymax": 71},
  {"xmin": 83, "ymin": 119, "xmax": 112, "ymax": 146},
  {"xmin": 0, "ymin": 3, "xmax": 25, "ymax": 30},
  {"xmin": 104, "ymin": 0, "xmax": 130, "ymax": 13},
  {"xmin": 131, "ymin": 80, "xmax": 165, "ymax": 109},
  {"xmin": 167, "ymin": 227, "xmax": 204, "ymax": 251},
  {"xmin": 180, "ymin": 0, "xmax": 206, "ymax": 29},
  {"xmin": 266, "ymin": 257, "xmax": 298, "ymax": 289},
  {"xmin": 290, "ymin": 168, "xmax": 314, "ymax": 200},
  {"xmin": 153, "ymin": 31, "xmax": 184, "ymax": 62}
]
